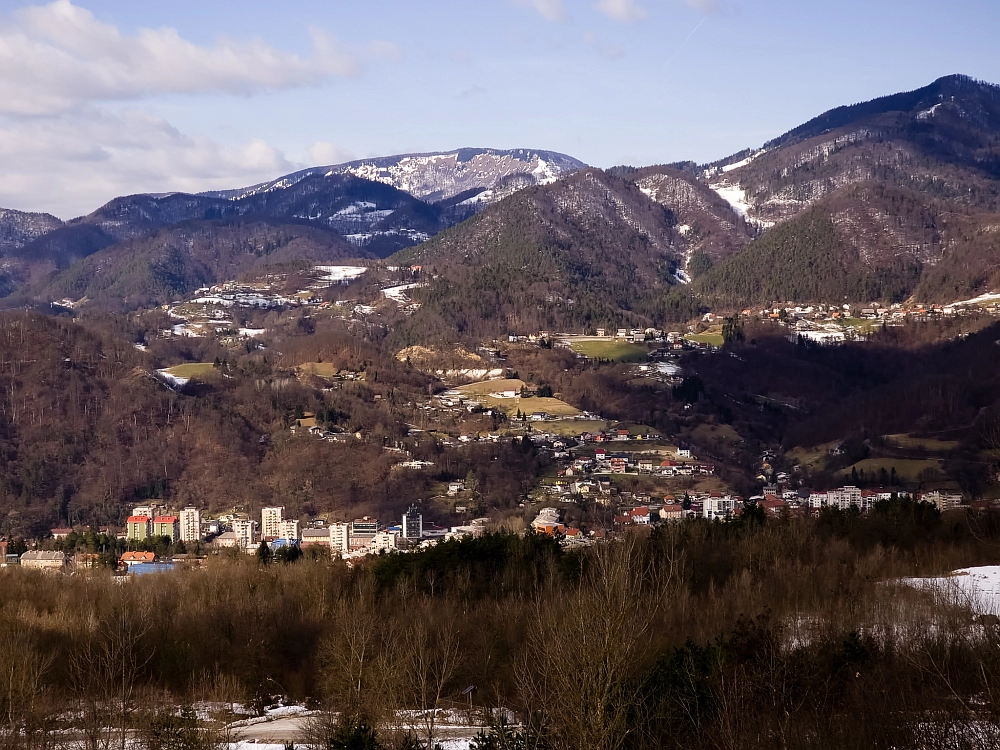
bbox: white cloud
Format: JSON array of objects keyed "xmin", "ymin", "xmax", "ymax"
[
  {"xmin": 0, "ymin": 107, "xmax": 304, "ymax": 218},
  {"xmin": 0, "ymin": 0, "xmax": 367, "ymax": 115},
  {"xmin": 511, "ymin": 0, "xmax": 568, "ymax": 22},
  {"xmin": 308, "ymin": 141, "xmax": 355, "ymax": 166},
  {"xmin": 594, "ymin": 0, "xmax": 648, "ymax": 21}
]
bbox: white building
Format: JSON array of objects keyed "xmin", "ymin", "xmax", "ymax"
[
  {"xmin": 329, "ymin": 522, "xmax": 351, "ymax": 553},
  {"xmin": 261, "ymin": 507, "xmax": 284, "ymax": 540},
  {"xmin": 372, "ymin": 530, "xmax": 401, "ymax": 553},
  {"xmin": 232, "ymin": 519, "xmax": 258, "ymax": 549},
  {"xmin": 703, "ymin": 496, "xmax": 737, "ymax": 520},
  {"xmin": 180, "ymin": 507, "xmax": 202, "ymax": 543},
  {"xmin": 402, "ymin": 505, "xmax": 423, "ymax": 540},
  {"xmin": 277, "ymin": 519, "xmax": 301, "ymax": 541}
]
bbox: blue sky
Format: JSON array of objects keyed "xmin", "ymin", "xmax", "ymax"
[{"xmin": 0, "ymin": 0, "xmax": 997, "ymax": 217}]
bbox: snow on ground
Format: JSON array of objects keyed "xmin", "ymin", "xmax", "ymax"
[
  {"xmin": 238, "ymin": 328, "xmax": 267, "ymax": 337},
  {"xmin": 721, "ymin": 149, "xmax": 764, "ymax": 173},
  {"xmin": 710, "ymin": 182, "xmax": 751, "ymax": 220},
  {"xmin": 676, "ymin": 223, "xmax": 691, "ymax": 236},
  {"xmin": 459, "ymin": 189, "xmax": 494, "ymax": 205},
  {"xmin": 314, "ymin": 265, "xmax": 368, "ymax": 283},
  {"xmin": 916, "ymin": 102, "xmax": 943, "ymax": 120},
  {"xmin": 133, "ymin": 343, "xmax": 147, "ymax": 351},
  {"xmin": 902, "ymin": 566, "xmax": 1000, "ymax": 614},
  {"xmin": 382, "ymin": 283, "xmax": 425, "ymax": 302},
  {"xmin": 943, "ymin": 291, "xmax": 1000, "ymax": 310},
  {"xmin": 156, "ymin": 369, "xmax": 189, "ymax": 388}
]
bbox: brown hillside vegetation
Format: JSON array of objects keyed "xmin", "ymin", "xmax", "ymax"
[{"xmin": 4, "ymin": 515, "xmax": 1000, "ymax": 748}]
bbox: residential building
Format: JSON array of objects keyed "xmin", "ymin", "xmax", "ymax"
[
  {"xmin": 213, "ymin": 531, "xmax": 238, "ymax": 548},
  {"xmin": 350, "ymin": 517, "xmax": 380, "ymax": 549},
  {"xmin": 120, "ymin": 551, "xmax": 157, "ymax": 568},
  {"xmin": 704, "ymin": 495, "xmax": 738, "ymax": 520},
  {"xmin": 153, "ymin": 516, "xmax": 180, "ymax": 542},
  {"xmin": 329, "ymin": 523, "xmax": 351, "ymax": 553},
  {"xmin": 372, "ymin": 530, "xmax": 401, "ymax": 553},
  {"xmin": 180, "ymin": 507, "xmax": 202, "ymax": 542},
  {"xmin": 51, "ymin": 527, "xmax": 73, "ymax": 539},
  {"xmin": 261, "ymin": 507, "xmax": 284, "ymax": 540},
  {"xmin": 402, "ymin": 505, "xmax": 423, "ymax": 540},
  {"xmin": 301, "ymin": 528, "xmax": 331, "ymax": 547},
  {"xmin": 232, "ymin": 519, "xmax": 257, "ymax": 548},
  {"xmin": 660, "ymin": 503, "xmax": 685, "ymax": 520},
  {"xmin": 126, "ymin": 515, "xmax": 152, "ymax": 540},
  {"xmin": 277, "ymin": 519, "xmax": 301, "ymax": 541},
  {"xmin": 20, "ymin": 551, "xmax": 67, "ymax": 571},
  {"xmin": 922, "ymin": 491, "xmax": 963, "ymax": 511}
]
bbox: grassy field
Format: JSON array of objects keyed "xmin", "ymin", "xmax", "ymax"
[
  {"xmin": 297, "ymin": 362, "xmax": 340, "ymax": 378},
  {"xmin": 884, "ymin": 433, "xmax": 961, "ymax": 452},
  {"xmin": 568, "ymin": 340, "xmax": 649, "ymax": 362},
  {"xmin": 455, "ymin": 379, "xmax": 581, "ymax": 418},
  {"xmin": 455, "ymin": 378, "xmax": 525, "ymax": 396},
  {"xmin": 684, "ymin": 332, "xmax": 724, "ymax": 346},
  {"xmin": 165, "ymin": 362, "xmax": 218, "ymax": 379},
  {"xmin": 841, "ymin": 458, "xmax": 945, "ymax": 483},
  {"xmin": 535, "ymin": 419, "xmax": 609, "ymax": 436}
]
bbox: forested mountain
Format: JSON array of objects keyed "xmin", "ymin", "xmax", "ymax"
[
  {"xmin": 25, "ymin": 219, "xmax": 372, "ymax": 311},
  {"xmin": 0, "ymin": 208, "xmax": 64, "ymax": 254},
  {"xmin": 631, "ymin": 165, "xmax": 758, "ymax": 277},
  {"xmin": 389, "ymin": 169, "xmax": 685, "ymax": 342},
  {"xmin": 678, "ymin": 75, "xmax": 1000, "ymax": 305}
]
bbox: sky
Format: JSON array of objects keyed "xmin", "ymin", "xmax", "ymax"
[{"xmin": 0, "ymin": 0, "xmax": 998, "ymax": 219}]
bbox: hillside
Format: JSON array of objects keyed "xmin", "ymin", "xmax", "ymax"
[
  {"xmin": 0, "ymin": 208, "xmax": 64, "ymax": 254},
  {"xmin": 715, "ymin": 74, "xmax": 1000, "ymax": 226},
  {"xmin": 631, "ymin": 165, "xmax": 757, "ymax": 277},
  {"xmin": 25, "ymin": 219, "xmax": 372, "ymax": 311},
  {"xmin": 681, "ymin": 75, "xmax": 1000, "ymax": 306},
  {"xmin": 389, "ymin": 168, "xmax": 684, "ymax": 342}
]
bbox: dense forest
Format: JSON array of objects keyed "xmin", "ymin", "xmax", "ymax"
[{"xmin": 4, "ymin": 509, "xmax": 1000, "ymax": 749}]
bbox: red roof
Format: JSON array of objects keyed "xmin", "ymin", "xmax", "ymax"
[
  {"xmin": 120, "ymin": 551, "xmax": 155, "ymax": 563},
  {"xmin": 127, "ymin": 516, "xmax": 150, "ymax": 523},
  {"xmin": 153, "ymin": 516, "xmax": 178, "ymax": 523},
  {"xmin": 661, "ymin": 504, "xmax": 684, "ymax": 513},
  {"xmin": 630, "ymin": 507, "xmax": 650, "ymax": 516}
]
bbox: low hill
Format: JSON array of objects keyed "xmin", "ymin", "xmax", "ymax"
[
  {"xmin": 25, "ymin": 219, "xmax": 372, "ymax": 311},
  {"xmin": 389, "ymin": 169, "xmax": 684, "ymax": 343}
]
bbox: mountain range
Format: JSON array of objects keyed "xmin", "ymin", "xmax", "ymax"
[{"xmin": 3, "ymin": 75, "xmax": 1000, "ymax": 325}]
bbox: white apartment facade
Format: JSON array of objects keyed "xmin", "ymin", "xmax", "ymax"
[
  {"xmin": 180, "ymin": 507, "xmax": 202, "ymax": 543},
  {"xmin": 261, "ymin": 507, "xmax": 284, "ymax": 539},
  {"xmin": 232, "ymin": 519, "xmax": 258, "ymax": 548},
  {"xmin": 277, "ymin": 519, "xmax": 301, "ymax": 541},
  {"xmin": 329, "ymin": 522, "xmax": 351, "ymax": 553}
]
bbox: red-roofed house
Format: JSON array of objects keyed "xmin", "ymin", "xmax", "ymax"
[
  {"xmin": 120, "ymin": 551, "xmax": 157, "ymax": 568},
  {"xmin": 760, "ymin": 497, "xmax": 787, "ymax": 517},
  {"xmin": 630, "ymin": 507, "xmax": 651, "ymax": 524}
]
